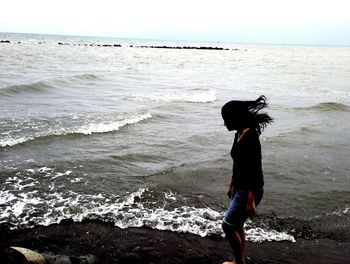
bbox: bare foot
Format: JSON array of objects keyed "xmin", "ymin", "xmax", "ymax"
[{"xmin": 222, "ymin": 260, "xmax": 246, "ymax": 264}]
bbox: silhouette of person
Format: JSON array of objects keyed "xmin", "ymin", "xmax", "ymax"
[{"xmin": 221, "ymin": 95, "xmax": 273, "ymax": 264}]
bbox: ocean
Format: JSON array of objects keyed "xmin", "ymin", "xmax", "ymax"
[{"xmin": 1, "ymin": 33, "xmax": 349, "ymax": 244}]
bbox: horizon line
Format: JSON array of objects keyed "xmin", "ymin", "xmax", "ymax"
[{"xmin": 1, "ymin": 31, "xmax": 349, "ymax": 48}]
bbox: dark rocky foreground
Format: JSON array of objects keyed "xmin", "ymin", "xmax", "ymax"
[{"xmin": 1, "ymin": 220, "xmax": 349, "ymax": 264}]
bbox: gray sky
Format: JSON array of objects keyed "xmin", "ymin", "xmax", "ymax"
[{"xmin": 1, "ymin": 0, "xmax": 350, "ymax": 45}]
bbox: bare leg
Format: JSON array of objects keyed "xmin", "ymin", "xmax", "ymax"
[
  {"xmin": 237, "ymin": 228, "xmax": 245, "ymax": 258},
  {"xmin": 222, "ymin": 223, "xmax": 246, "ymax": 264},
  {"xmin": 230, "ymin": 230, "xmax": 246, "ymax": 264}
]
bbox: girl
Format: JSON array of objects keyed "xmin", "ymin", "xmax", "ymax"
[{"xmin": 221, "ymin": 95, "xmax": 273, "ymax": 264}]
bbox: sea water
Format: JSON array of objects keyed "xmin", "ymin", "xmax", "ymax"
[{"xmin": 1, "ymin": 33, "xmax": 349, "ymax": 243}]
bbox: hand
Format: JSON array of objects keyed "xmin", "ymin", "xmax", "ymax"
[
  {"xmin": 247, "ymin": 191, "xmax": 257, "ymax": 218},
  {"xmin": 227, "ymin": 186, "xmax": 233, "ymax": 199},
  {"xmin": 247, "ymin": 199, "xmax": 257, "ymax": 218}
]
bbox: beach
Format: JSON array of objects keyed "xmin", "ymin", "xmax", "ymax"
[
  {"xmin": 1, "ymin": 220, "xmax": 350, "ymax": 263},
  {"xmin": 1, "ymin": 33, "xmax": 350, "ymax": 263}
]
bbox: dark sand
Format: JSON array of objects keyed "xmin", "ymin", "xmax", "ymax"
[{"xmin": 1, "ymin": 220, "xmax": 349, "ymax": 264}]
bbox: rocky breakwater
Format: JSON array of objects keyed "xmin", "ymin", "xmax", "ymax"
[{"xmin": 1, "ymin": 39, "xmax": 240, "ymax": 51}]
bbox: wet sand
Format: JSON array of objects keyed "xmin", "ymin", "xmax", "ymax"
[{"xmin": 1, "ymin": 220, "xmax": 349, "ymax": 264}]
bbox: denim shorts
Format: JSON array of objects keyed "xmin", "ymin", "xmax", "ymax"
[{"xmin": 223, "ymin": 187, "xmax": 263, "ymax": 228}]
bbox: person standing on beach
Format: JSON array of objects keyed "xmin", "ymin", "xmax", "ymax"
[{"xmin": 221, "ymin": 95, "xmax": 273, "ymax": 264}]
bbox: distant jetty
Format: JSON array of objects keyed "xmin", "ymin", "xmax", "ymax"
[
  {"xmin": 1, "ymin": 39, "xmax": 239, "ymax": 51},
  {"xmin": 137, "ymin": 45, "xmax": 231, "ymax": 50},
  {"xmin": 58, "ymin": 42, "xmax": 232, "ymax": 50}
]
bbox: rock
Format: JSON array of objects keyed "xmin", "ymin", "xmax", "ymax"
[
  {"xmin": 0, "ymin": 245, "xmax": 98, "ymax": 264},
  {"xmin": 42, "ymin": 252, "xmax": 98, "ymax": 264},
  {"xmin": 0, "ymin": 247, "xmax": 28, "ymax": 264},
  {"xmin": 9, "ymin": 247, "xmax": 46, "ymax": 264}
]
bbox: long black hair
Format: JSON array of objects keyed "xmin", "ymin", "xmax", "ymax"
[{"xmin": 221, "ymin": 95, "xmax": 273, "ymax": 135}]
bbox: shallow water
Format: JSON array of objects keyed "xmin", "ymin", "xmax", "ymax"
[{"xmin": 1, "ymin": 33, "xmax": 349, "ymax": 243}]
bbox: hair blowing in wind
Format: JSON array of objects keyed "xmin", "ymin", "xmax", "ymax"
[{"xmin": 221, "ymin": 95, "xmax": 273, "ymax": 135}]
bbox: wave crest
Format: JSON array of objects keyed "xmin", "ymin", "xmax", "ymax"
[
  {"xmin": 0, "ymin": 113, "xmax": 152, "ymax": 147},
  {"xmin": 0, "ymin": 81, "xmax": 54, "ymax": 96},
  {"xmin": 124, "ymin": 89, "xmax": 216, "ymax": 103},
  {"xmin": 301, "ymin": 102, "xmax": 350, "ymax": 112},
  {"xmin": 76, "ymin": 113, "xmax": 152, "ymax": 135},
  {"xmin": 0, "ymin": 74, "xmax": 101, "ymax": 96}
]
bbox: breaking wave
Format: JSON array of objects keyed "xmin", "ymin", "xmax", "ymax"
[
  {"xmin": 124, "ymin": 89, "xmax": 216, "ymax": 103},
  {"xmin": 0, "ymin": 113, "xmax": 152, "ymax": 147},
  {"xmin": 75, "ymin": 113, "xmax": 151, "ymax": 135},
  {"xmin": 0, "ymin": 172, "xmax": 295, "ymax": 243}
]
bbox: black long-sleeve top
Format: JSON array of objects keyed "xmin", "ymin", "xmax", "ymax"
[{"xmin": 230, "ymin": 128, "xmax": 264, "ymax": 190}]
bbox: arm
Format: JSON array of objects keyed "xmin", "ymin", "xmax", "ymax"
[{"xmin": 243, "ymin": 131, "xmax": 262, "ymax": 216}]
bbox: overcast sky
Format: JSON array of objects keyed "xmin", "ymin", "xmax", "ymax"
[{"xmin": 1, "ymin": 0, "xmax": 350, "ymax": 45}]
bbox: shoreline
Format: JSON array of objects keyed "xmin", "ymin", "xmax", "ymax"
[{"xmin": 1, "ymin": 220, "xmax": 349, "ymax": 264}]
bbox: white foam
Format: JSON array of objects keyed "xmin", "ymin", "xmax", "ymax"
[
  {"xmin": 38, "ymin": 167, "xmax": 53, "ymax": 173},
  {"xmin": 2, "ymin": 176, "xmax": 39, "ymax": 191},
  {"xmin": 51, "ymin": 170, "xmax": 73, "ymax": 179},
  {"xmin": 12, "ymin": 200, "xmax": 26, "ymax": 217},
  {"xmin": 245, "ymin": 220, "xmax": 296, "ymax": 243},
  {"xmin": 76, "ymin": 113, "xmax": 152, "ymax": 135},
  {"xmin": 0, "ymin": 191, "xmax": 17, "ymax": 205},
  {"xmin": 0, "ymin": 136, "xmax": 35, "ymax": 147},
  {"xmin": 330, "ymin": 207, "xmax": 350, "ymax": 216},
  {"xmin": 125, "ymin": 89, "xmax": 216, "ymax": 103},
  {"xmin": 0, "ymin": 177, "xmax": 296, "ymax": 243},
  {"xmin": 70, "ymin": 178, "xmax": 83, "ymax": 183}
]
